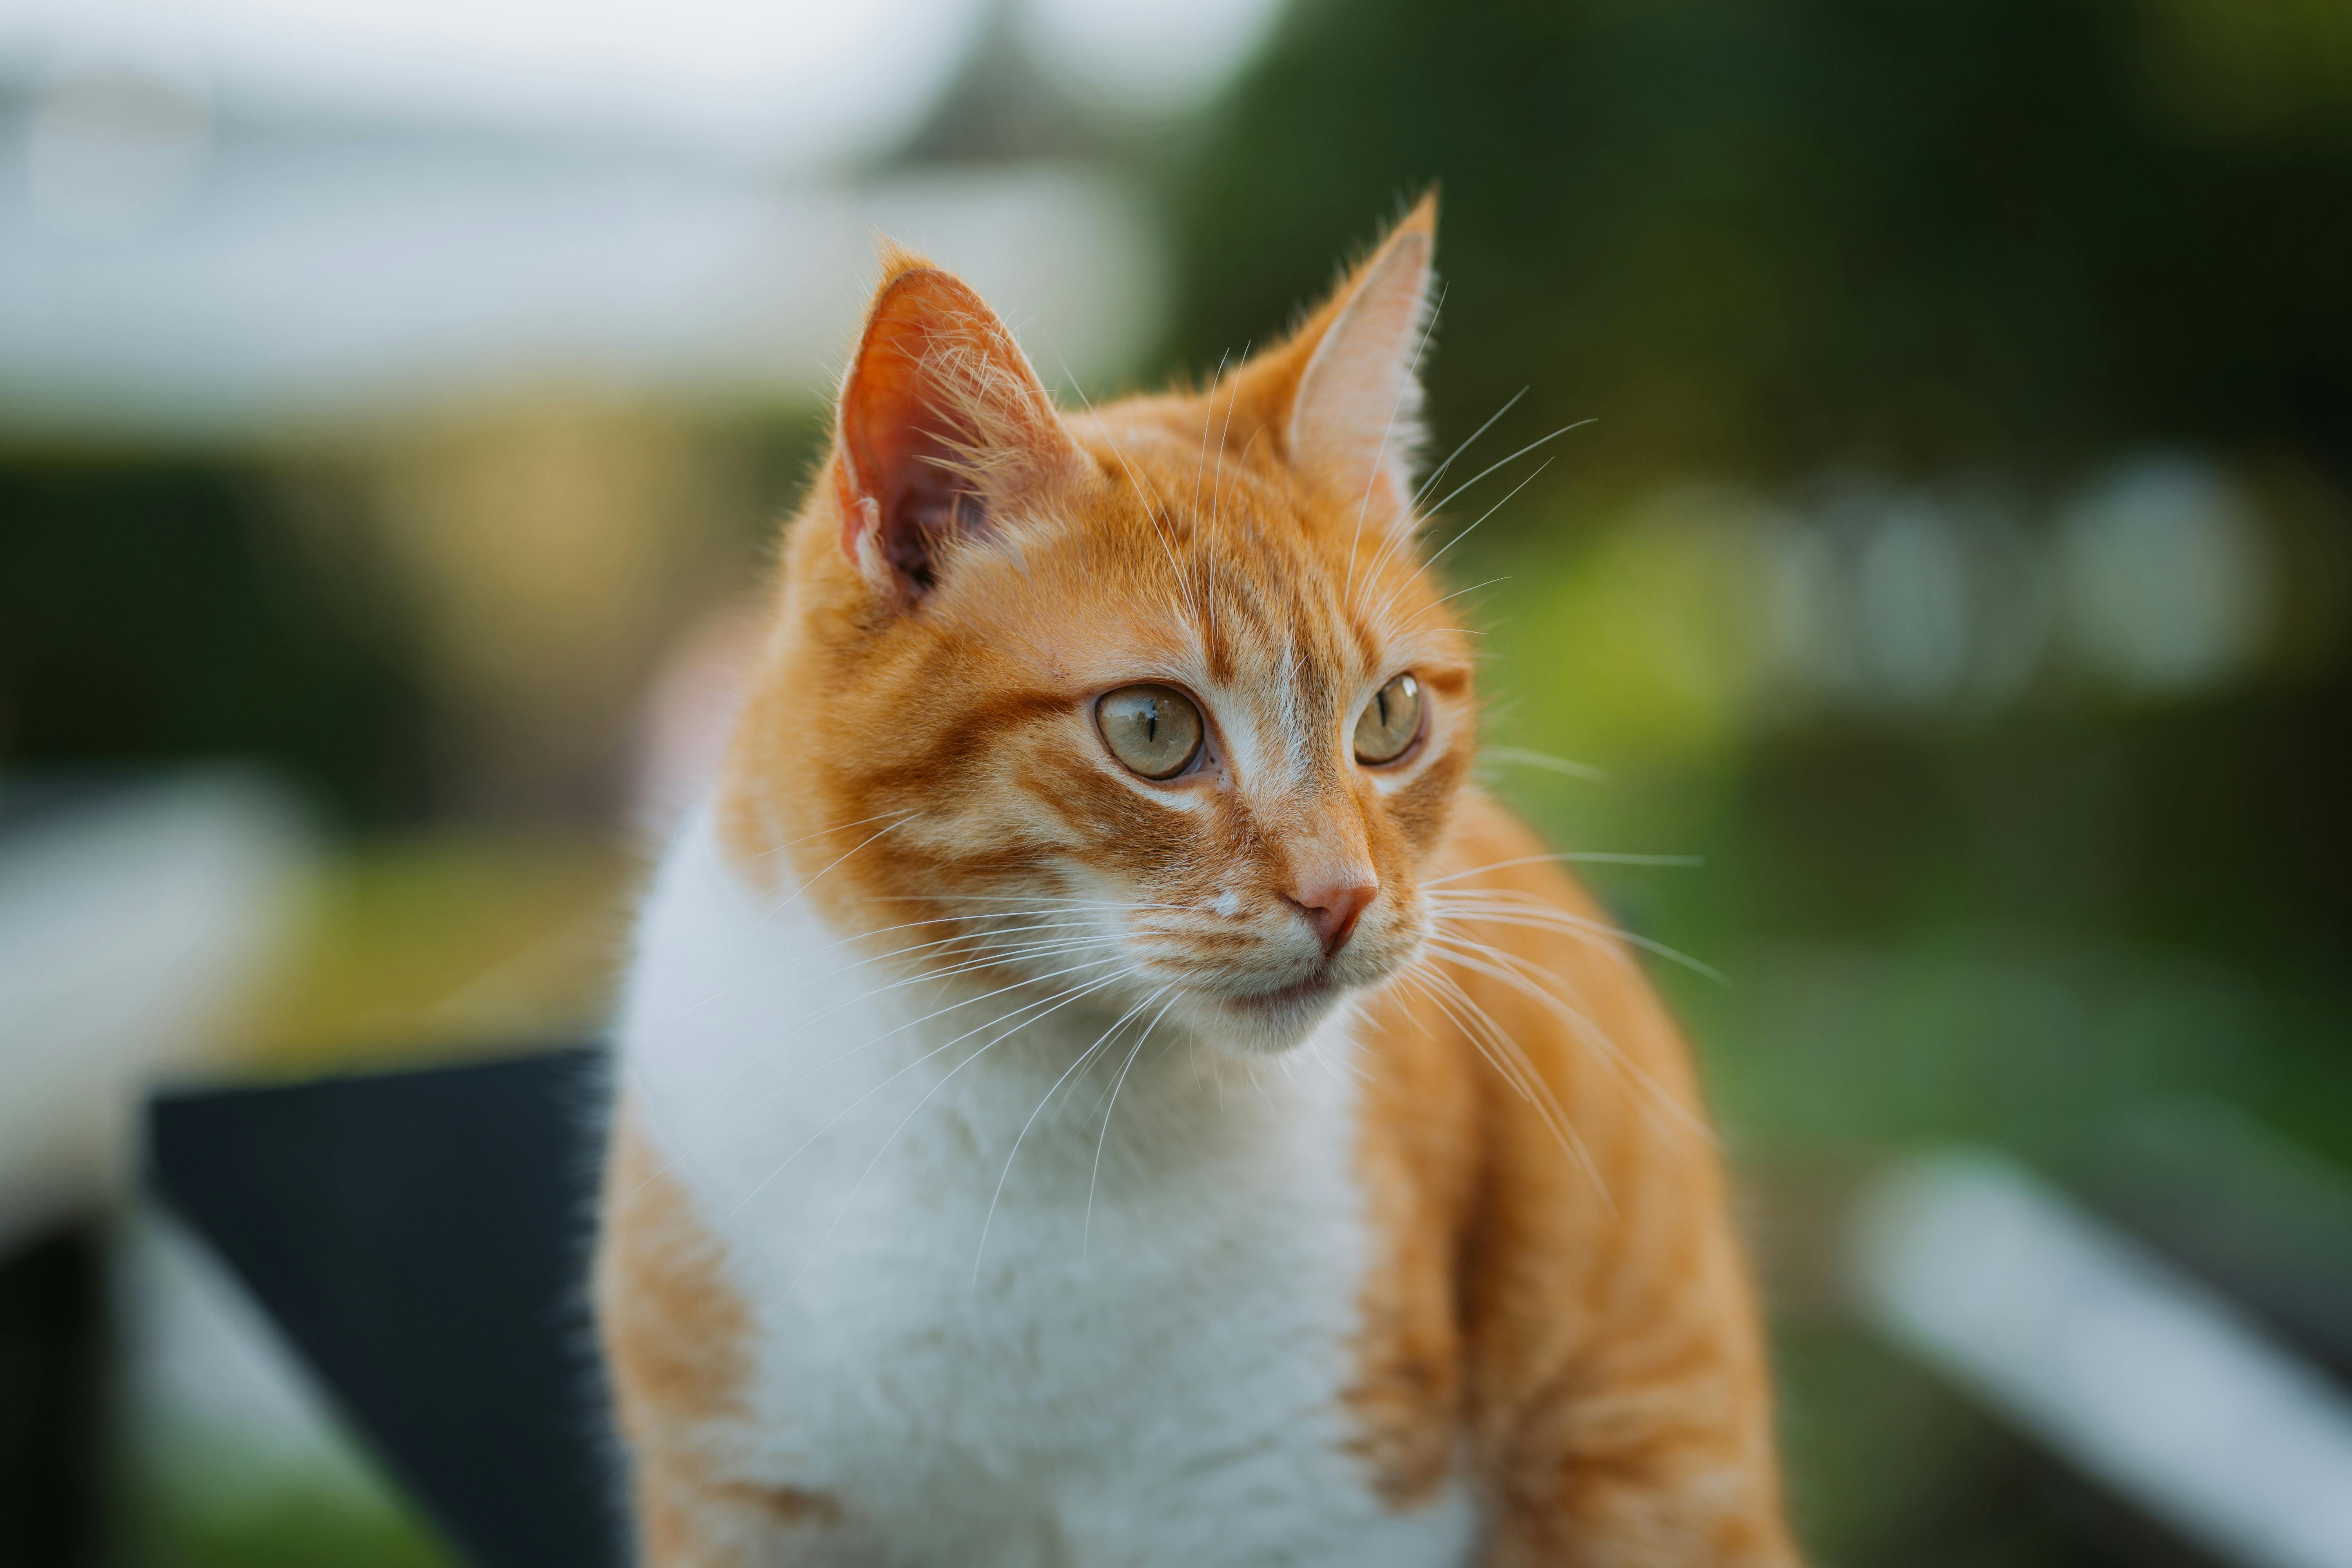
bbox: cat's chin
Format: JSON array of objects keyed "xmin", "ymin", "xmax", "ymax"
[
  {"xmin": 1185, "ymin": 972, "xmax": 1353, "ymax": 1056},
  {"xmin": 1178, "ymin": 935, "xmax": 1423, "ymax": 1056}
]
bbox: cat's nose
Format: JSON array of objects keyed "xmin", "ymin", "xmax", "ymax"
[{"xmin": 1284, "ymin": 874, "xmax": 1378, "ymax": 958}]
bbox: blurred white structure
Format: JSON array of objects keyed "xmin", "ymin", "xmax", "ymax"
[
  {"xmin": 0, "ymin": 105, "xmax": 1166, "ymax": 438},
  {"xmin": 3, "ymin": 0, "xmax": 980, "ymax": 165},
  {"xmin": 3, "ymin": 0, "xmax": 1280, "ymax": 162},
  {"xmin": 1773, "ymin": 459, "xmax": 2277, "ymax": 716},
  {"xmin": 2059, "ymin": 456, "xmax": 2276, "ymax": 695},
  {"xmin": 1508, "ymin": 457, "xmax": 2283, "ymax": 767},
  {"xmin": 0, "ymin": 0, "xmax": 1290, "ymax": 439},
  {"xmin": 117, "ymin": 1204, "xmax": 399, "ymax": 1510},
  {"xmin": 1856, "ymin": 1151, "xmax": 2352, "ymax": 1568},
  {"xmin": 1022, "ymin": 0, "xmax": 1284, "ymax": 115},
  {"xmin": 0, "ymin": 773, "xmax": 310, "ymax": 1252}
]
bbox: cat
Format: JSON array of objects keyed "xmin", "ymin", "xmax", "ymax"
[{"xmin": 594, "ymin": 197, "xmax": 1798, "ymax": 1567}]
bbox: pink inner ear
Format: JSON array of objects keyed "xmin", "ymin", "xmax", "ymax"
[
  {"xmin": 833, "ymin": 268, "xmax": 1069, "ymax": 597},
  {"xmin": 1290, "ymin": 230, "xmax": 1434, "ymax": 520},
  {"xmin": 838, "ymin": 292, "xmax": 965, "ymax": 589}
]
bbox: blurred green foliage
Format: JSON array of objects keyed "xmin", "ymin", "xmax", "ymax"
[
  {"xmin": 1172, "ymin": 0, "xmax": 2352, "ymax": 491},
  {"xmin": 1167, "ymin": 9, "xmax": 2352, "ymax": 1556},
  {"xmin": 136, "ymin": 1480, "xmax": 453, "ymax": 1568},
  {"xmin": 0, "ymin": 459, "xmax": 432, "ymax": 828},
  {"xmin": 1165, "ymin": 0, "xmax": 2352, "ymax": 1120}
]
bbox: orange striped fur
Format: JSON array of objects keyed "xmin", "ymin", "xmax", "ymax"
[{"xmin": 597, "ymin": 198, "xmax": 1797, "ymax": 1565}]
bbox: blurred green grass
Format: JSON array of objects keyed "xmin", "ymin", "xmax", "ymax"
[{"xmin": 141, "ymin": 1481, "xmax": 454, "ymax": 1568}]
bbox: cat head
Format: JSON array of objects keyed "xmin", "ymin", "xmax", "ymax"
[{"xmin": 721, "ymin": 197, "xmax": 1478, "ymax": 1054}]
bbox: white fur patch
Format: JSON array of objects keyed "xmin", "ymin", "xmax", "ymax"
[{"xmin": 614, "ymin": 811, "xmax": 1478, "ymax": 1566}]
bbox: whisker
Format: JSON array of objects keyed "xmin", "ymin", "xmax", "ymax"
[
  {"xmin": 743, "ymin": 805, "xmax": 920, "ymax": 866},
  {"xmin": 1477, "ymin": 749, "xmax": 1612, "ymax": 785},
  {"xmin": 1423, "ymin": 927, "xmax": 1716, "ymax": 1147},
  {"xmin": 655, "ymin": 905, "xmax": 973, "ymax": 1024},
  {"xmin": 1412, "ymin": 385, "xmax": 1526, "ymax": 509},
  {"xmin": 1425, "ymin": 850, "xmax": 1698, "ymax": 883},
  {"xmin": 1418, "ymin": 419, "xmax": 1594, "ymax": 521},
  {"xmin": 1083, "ymin": 992, "xmax": 1179, "ymax": 1254},
  {"xmin": 1394, "ymin": 964, "xmax": 1612, "ymax": 1209},
  {"xmin": 1369, "ymin": 459, "xmax": 1554, "ymax": 625},
  {"xmin": 629, "ymin": 949, "xmax": 1121, "ymax": 1201},
  {"xmin": 1299, "ymin": 1017, "xmax": 1375, "ymax": 1087},
  {"xmin": 663, "ymin": 915, "xmax": 1112, "ymax": 1045},
  {"xmin": 752, "ymin": 811, "xmax": 920, "ymax": 927},
  {"xmin": 1400, "ymin": 574, "xmax": 1512, "ymax": 628},
  {"xmin": 1425, "ymin": 892, "xmax": 1729, "ymax": 984},
  {"xmin": 639, "ymin": 912, "xmax": 1114, "ymax": 1128},
  {"xmin": 1405, "ymin": 965, "xmax": 1568, "ymax": 1147},
  {"xmin": 789, "ymin": 972, "xmax": 1129, "ymax": 1287},
  {"xmin": 1192, "ymin": 348, "xmax": 1231, "ymax": 525},
  {"xmin": 974, "ymin": 985, "xmax": 1171, "ymax": 1287},
  {"xmin": 727, "ymin": 967, "xmax": 1123, "ymax": 1225},
  {"xmin": 882, "ymin": 893, "xmax": 1194, "ymax": 913}
]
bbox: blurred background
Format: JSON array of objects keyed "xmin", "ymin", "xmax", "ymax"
[{"xmin": 4, "ymin": 0, "xmax": 2350, "ymax": 1562}]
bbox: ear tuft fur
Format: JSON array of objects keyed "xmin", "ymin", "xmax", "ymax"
[
  {"xmin": 832, "ymin": 253, "xmax": 1078, "ymax": 604},
  {"xmin": 1225, "ymin": 198, "xmax": 1440, "ymax": 532}
]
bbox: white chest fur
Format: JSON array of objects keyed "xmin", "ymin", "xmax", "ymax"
[{"xmin": 615, "ymin": 816, "xmax": 1476, "ymax": 1567}]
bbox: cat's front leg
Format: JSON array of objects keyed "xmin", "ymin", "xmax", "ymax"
[
  {"xmin": 595, "ymin": 1104, "xmax": 866, "ymax": 1566},
  {"xmin": 1467, "ymin": 1149, "xmax": 1801, "ymax": 1566},
  {"xmin": 1475, "ymin": 1371, "xmax": 1799, "ymax": 1568}
]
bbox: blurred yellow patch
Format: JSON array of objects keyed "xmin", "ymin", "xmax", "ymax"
[
  {"xmin": 2138, "ymin": 0, "xmax": 2352, "ymax": 137},
  {"xmin": 1490, "ymin": 486, "xmax": 1776, "ymax": 766},
  {"xmin": 234, "ymin": 834, "xmax": 641, "ymax": 1071}
]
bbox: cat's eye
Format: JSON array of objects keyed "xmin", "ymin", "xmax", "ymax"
[
  {"xmin": 1354, "ymin": 673, "xmax": 1423, "ymax": 765},
  {"xmin": 1097, "ymin": 684, "xmax": 1205, "ymax": 780}
]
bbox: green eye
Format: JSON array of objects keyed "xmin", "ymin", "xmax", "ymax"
[
  {"xmin": 1097, "ymin": 684, "xmax": 1205, "ymax": 780},
  {"xmin": 1354, "ymin": 673, "xmax": 1423, "ymax": 764}
]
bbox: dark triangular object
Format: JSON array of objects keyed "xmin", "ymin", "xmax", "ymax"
[{"xmin": 147, "ymin": 1045, "xmax": 626, "ymax": 1568}]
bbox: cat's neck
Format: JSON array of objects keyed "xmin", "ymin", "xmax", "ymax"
[{"xmin": 619, "ymin": 808, "xmax": 1362, "ymax": 1212}]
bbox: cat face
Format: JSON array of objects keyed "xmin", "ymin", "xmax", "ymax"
[{"xmin": 722, "ymin": 200, "xmax": 1475, "ymax": 1054}]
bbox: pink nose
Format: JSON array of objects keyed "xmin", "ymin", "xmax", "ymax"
[{"xmin": 1285, "ymin": 875, "xmax": 1378, "ymax": 957}]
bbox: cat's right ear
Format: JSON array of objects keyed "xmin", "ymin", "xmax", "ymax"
[
  {"xmin": 1223, "ymin": 196, "xmax": 1438, "ymax": 534},
  {"xmin": 832, "ymin": 251, "xmax": 1082, "ymax": 606}
]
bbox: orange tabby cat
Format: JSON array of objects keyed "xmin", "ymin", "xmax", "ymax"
[{"xmin": 595, "ymin": 198, "xmax": 1798, "ymax": 1566}]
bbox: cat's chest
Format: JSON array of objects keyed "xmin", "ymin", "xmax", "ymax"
[
  {"xmin": 716, "ymin": 1047, "xmax": 1372, "ymax": 1476},
  {"xmin": 615, "ymin": 826, "xmax": 1463, "ymax": 1561},
  {"xmin": 640, "ymin": 979, "xmax": 1372, "ymax": 1440}
]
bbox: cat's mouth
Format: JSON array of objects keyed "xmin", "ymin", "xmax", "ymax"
[{"xmin": 1225, "ymin": 968, "xmax": 1336, "ymax": 1015}]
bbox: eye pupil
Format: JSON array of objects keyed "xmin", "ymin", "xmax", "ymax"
[
  {"xmin": 1098, "ymin": 684, "xmax": 1203, "ymax": 780},
  {"xmin": 1354, "ymin": 673, "xmax": 1423, "ymax": 765}
]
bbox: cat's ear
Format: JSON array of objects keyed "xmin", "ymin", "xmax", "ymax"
[
  {"xmin": 1238, "ymin": 196, "xmax": 1438, "ymax": 528},
  {"xmin": 832, "ymin": 248, "xmax": 1082, "ymax": 604}
]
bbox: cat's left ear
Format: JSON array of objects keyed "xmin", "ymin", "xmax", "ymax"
[
  {"xmin": 832, "ymin": 247, "xmax": 1083, "ymax": 605},
  {"xmin": 1240, "ymin": 195, "xmax": 1438, "ymax": 528}
]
